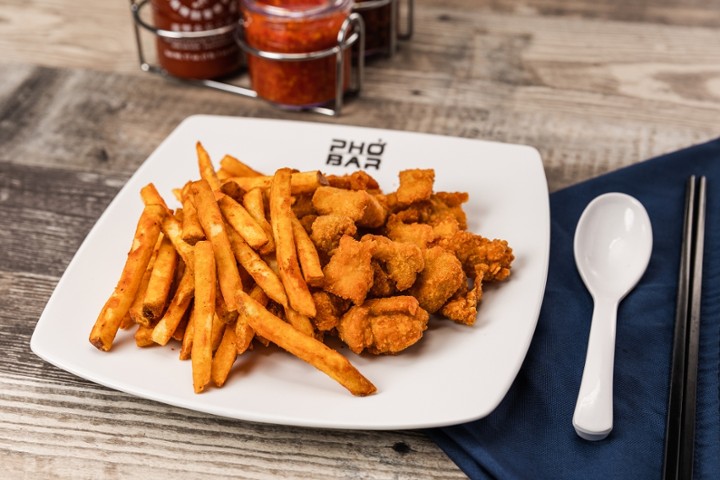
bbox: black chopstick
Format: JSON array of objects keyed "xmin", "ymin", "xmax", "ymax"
[{"xmin": 662, "ymin": 175, "xmax": 707, "ymax": 480}]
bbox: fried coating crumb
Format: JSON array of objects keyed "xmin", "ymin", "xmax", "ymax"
[{"xmin": 338, "ymin": 296, "xmax": 429, "ymax": 354}]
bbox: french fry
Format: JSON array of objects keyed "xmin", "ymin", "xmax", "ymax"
[
  {"xmin": 152, "ymin": 267, "xmax": 195, "ymax": 346},
  {"xmin": 270, "ymin": 168, "xmax": 316, "ymax": 318},
  {"xmin": 218, "ymin": 194, "xmax": 269, "ymax": 250},
  {"xmin": 216, "ymin": 168, "xmax": 232, "ymax": 182},
  {"xmin": 134, "ymin": 324, "xmax": 156, "ymax": 347},
  {"xmin": 172, "ymin": 309, "xmax": 190, "ymax": 342},
  {"xmin": 196, "ymin": 141, "xmax": 222, "ymax": 192},
  {"xmin": 284, "ymin": 307, "xmax": 315, "ymax": 337},
  {"xmin": 191, "ymin": 179, "xmax": 242, "ymax": 311},
  {"xmin": 161, "ymin": 215, "xmax": 195, "ymax": 271},
  {"xmin": 224, "ymin": 170, "xmax": 328, "ymax": 195},
  {"xmin": 140, "ymin": 183, "xmax": 172, "ymax": 214},
  {"xmin": 235, "ymin": 285, "xmax": 266, "ymax": 354},
  {"xmin": 119, "ymin": 312, "xmax": 135, "ymax": 330},
  {"xmin": 211, "ymin": 324, "xmax": 238, "ymax": 387},
  {"xmin": 215, "ymin": 287, "xmax": 239, "ymax": 325},
  {"xmin": 191, "ymin": 240, "xmax": 216, "ymax": 393},
  {"xmin": 128, "ymin": 235, "xmax": 163, "ymax": 325},
  {"xmin": 243, "ymin": 187, "xmax": 275, "ymax": 254},
  {"xmin": 237, "ymin": 290, "xmax": 376, "ymax": 396},
  {"xmin": 291, "ymin": 217, "xmax": 324, "ymax": 287},
  {"xmin": 179, "ymin": 306, "xmax": 195, "ymax": 360},
  {"xmin": 211, "ymin": 313, "xmax": 225, "ymax": 352},
  {"xmin": 141, "ymin": 235, "xmax": 178, "ymax": 323},
  {"xmin": 220, "ymin": 154, "xmax": 263, "ymax": 178},
  {"xmin": 180, "ymin": 182, "xmax": 205, "ymax": 245},
  {"xmin": 227, "ymin": 227, "xmax": 288, "ymax": 307},
  {"xmin": 89, "ymin": 204, "xmax": 166, "ymax": 351}
]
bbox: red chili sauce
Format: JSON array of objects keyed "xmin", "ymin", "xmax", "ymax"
[
  {"xmin": 151, "ymin": 0, "xmax": 241, "ymax": 79},
  {"xmin": 241, "ymin": 0, "xmax": 353, "ymax": 107}
]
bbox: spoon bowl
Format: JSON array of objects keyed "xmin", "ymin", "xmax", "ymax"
[{"xmin": 572, "ymin": 193, "xmax": 653, "ymax": 441}]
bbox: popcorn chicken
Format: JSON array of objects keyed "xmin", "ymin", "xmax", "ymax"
[
  {"xmin": 312, "ymin": 186, "xmax": 387, "ymax": 228},
  {"xmin": 396, "ymin": 169, "xmax": 435, "ymax": 206},
  {"xmin": 337, "ymin": 296, "xmax": 429, "ymax": 355},
  {"xmin": 409, "ymin": 246, "xmax": 465, "ymax": 313},
  {"xmin": 322, "ymin": 235, "xmax": 376, "ymax": 305},
  {"xmin": 361, "ymin": 234, "xmax": 424, "ymax": 291}
]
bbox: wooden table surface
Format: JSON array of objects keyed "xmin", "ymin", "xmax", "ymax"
[{"xmin": 1, "ymin": 1, "xmax": 719, "ymax": 478}]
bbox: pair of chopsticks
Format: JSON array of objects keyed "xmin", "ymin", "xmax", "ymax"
[{"xmin": 662, "ymin": 175, "xmax": 707, "ymax": 480}]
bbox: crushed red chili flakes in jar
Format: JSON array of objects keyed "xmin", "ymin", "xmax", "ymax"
[{"xmin": 240, "ymin": 0, "xmax": 353, "ymax": 108}]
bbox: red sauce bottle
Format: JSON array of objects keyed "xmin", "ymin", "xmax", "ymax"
[
  {"xmin": 241, "ymin": 0, "xmax": 353, "ymax": 108},
  {"xmin": 355, "ymin": 0, "xmax": 393, "ymax": 56},
  {"xmin": 151, "ymin": 0, "xmax": 242, "ymax": 79}
]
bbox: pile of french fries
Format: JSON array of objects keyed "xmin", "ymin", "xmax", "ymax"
[{"xmin": 89, "ymin": 142, "xmax": 376, "ymax": 396}]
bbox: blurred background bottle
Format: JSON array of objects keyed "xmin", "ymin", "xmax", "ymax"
[{"xmin": 151, "ymin": 0, "xmax": 242, "ymax": 79}]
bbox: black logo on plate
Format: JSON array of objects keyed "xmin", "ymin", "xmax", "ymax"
[{"xmin": 326, "ymin": 138, "xmax": 386, "ymax": 170}]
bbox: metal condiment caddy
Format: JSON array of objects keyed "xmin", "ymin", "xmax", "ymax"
[{"xmin": 129, "ymin": 0, "xmax": 413, "ymax": 116}]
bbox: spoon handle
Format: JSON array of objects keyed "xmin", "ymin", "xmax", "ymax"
[{"xmin": 573, "ymin": 297, "xmax": 617, "ymax": 441}]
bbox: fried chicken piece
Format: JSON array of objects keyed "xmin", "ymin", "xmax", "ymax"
[
  {"xmin": 383, "ymin": 192, "xmax": 467, "ymax": 246},
  {"xmin": 430, "ymin": 215, "xmax": 461, "ymax": 242},
  {"xmin": 440, "ymin": 272, "xmax": 483, "ymax": 325},
  {"xmin": 397, "ymin": 169, "xmax": 435, "ymax": 206},
  {"xmin": 311, "ymin": 214, "xmax": 358, "ymax": 254},
  {"xmin": 422, "ymin": 194, "xmax": 468, "ymax": 230},
  {"xmin": 385, "ymin": 215, "xmax": 435, "ymax": 249},
  {"xmin": 312, "ymin": 186, "xmax": 387, "ymax": 228},
  {"xmin": 362, "ymin": 234, "xmax": 424, "ymax": 291},
  {"xmin": 326, "ymin": 171, "xmax": 381, "ymax": 193},
  {"xmin": 291, "ymin": 193, "xmax": 315, "ymax": 219},
  {"xmin": 409, "ymin": 246, "xmax": 465, "ymax": 313},
  {"xmin": 338, "ymin": 296, "xmax": 429, "ymax": 354},
  {"xmin": 298, "ymin": 213, "xmax": 316, "ymax": 234},
  {"xmin": 434, "ymin": 191, "xmax": 470, "ymax": 208},
  {"xmin": 439, "ymin": 231, "xmax": 514, "ymax": 282},
  {"xmin": 392, "ymin": 193, "xmax": 469, "ymax": 230},
  {"xmin": 322, "ymin": 235, "xmax": 376, "ymax": 305},
  {"xmin": 369, "ymin": 261, "xmax": 396, "ymax": 298},
  {"xmin": 311, "ymin": 290, "xmax": 351, "ymax": 333}
]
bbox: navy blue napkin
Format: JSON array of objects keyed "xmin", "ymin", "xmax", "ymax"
[{"xmin": 427, "ymin": 139, "xmax": 720, "ymax": 479}]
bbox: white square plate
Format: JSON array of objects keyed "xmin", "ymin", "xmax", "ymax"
[{"xmin": 31, "ymin": 115, "xmax": 549, "ymax": 430}]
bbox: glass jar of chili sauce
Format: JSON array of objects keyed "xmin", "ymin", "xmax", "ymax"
[
  {"xmin": 241, "ymin": 0, "xmax": 353, "ymax": 108},
  {"xmin": 151, "ymin": 0, "xmax": 242, "ymax": 79}
]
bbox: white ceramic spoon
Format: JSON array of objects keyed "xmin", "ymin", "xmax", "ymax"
[{"xmin": 572, "ymin": 193, "xmax": 653, "ymax": 441}]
